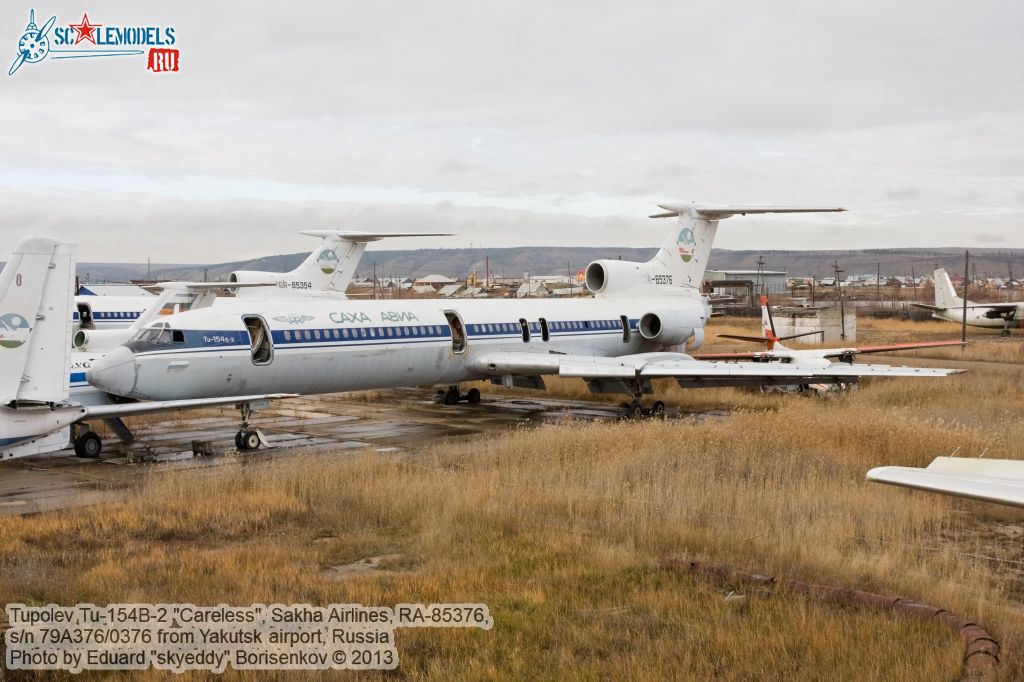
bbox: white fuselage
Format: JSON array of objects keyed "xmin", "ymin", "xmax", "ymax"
[
  {"xmin": 932, "ymin": 304, "xmax": 1023, "ymax": 328},
  {"xmin": 89, "ymin": 294, "xmax": 708, "ymax": 401},
  {"xmin": 75, "ymin": 295, "xmax": 154, "ymax": 329}
]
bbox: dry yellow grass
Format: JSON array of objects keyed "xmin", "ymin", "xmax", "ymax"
[{"xmin": 1, "ymin": 320, "xmax": 1022, "ymax": 679}]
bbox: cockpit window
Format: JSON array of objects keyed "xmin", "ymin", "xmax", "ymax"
[{"xmin": 127, "ymin": 323, "xmax": 185, "ymax": 352}]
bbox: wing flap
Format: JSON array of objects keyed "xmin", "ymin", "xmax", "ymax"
[{"xmin": 81, "ymin": 393, "xmax": 297, "ymax": 419}]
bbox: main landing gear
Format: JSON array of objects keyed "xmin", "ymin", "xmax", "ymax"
[
  {"xmin": 234, "ymin": 402, "xmax": 269, "ymax": 451},
  {"xmin": 72, "ymin": 425, "xmax": 103, "ymax": 458},
  {"xmin": 436, "ymin": 386, "xmax": 482, "ymax": 405},
  {"xmin": 618, "ymin": 380, "xmax": 666, "ymax": 420},
  {"xmin": 618, "ymin": 400, "xmax": 666, "ymax": 420}
]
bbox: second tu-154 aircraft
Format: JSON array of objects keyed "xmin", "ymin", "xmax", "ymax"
[{"xmin": 88, "ymin": 203, "xmax": 963, "ymax": 431}]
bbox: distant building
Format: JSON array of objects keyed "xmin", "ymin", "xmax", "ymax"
[
  {"xmin": 704, "ymin": 269, "xmax": 788, "ymax": 296},
  {"xmin": 413, "ymin": 274, "xmax": 458, "ymax": 291},
  {"xmin": 517, "ymin": 281, "xmax": 550, "ymax": 298}
]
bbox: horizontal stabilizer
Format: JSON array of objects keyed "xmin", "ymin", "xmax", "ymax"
[
  {"xmin": 299, "ymin": 230, "xmax": 453, "ymax": 242},
  {"xmin": 868, "ymin": 456, "xmax": 1024, "ymax": 508},
  {"xmin": 650, "ymin": 205, "xmax": 846, "ymax": 219}
]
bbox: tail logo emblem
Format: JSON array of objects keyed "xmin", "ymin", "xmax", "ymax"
[
  {"xmin": 677, "ymin": 227, "xmax": 696, "ymax": 263},
  {"xmin": 317, "ymin": 248, "xmax": 339, "ymax": 274},
  {"xmin": 0, "ymin": 312, "xmax": 30, "ymax": 349}
]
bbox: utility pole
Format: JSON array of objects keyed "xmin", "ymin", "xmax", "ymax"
[
  {"xmin": 755, "ymin": 255, "xmax": 766, "ymax": 297},
  {"xmin": 833, "ymin": 260, "xmax": 846, "ymax": 340},
  {"xmin": 911, "ymin": 265, "xmax": 917, "ymax": 304},
  {"xmin": 876, "ymin": 262, "xmax": 881, "ymax": 304},
  {"xmin": 961, "ymin": 250, "xmax": 969, "ymax": 344}
]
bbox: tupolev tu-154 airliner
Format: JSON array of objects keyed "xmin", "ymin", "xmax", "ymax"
[{"xmin": 86, "ymin": 203, "xmax": 963, "ymax": 446}]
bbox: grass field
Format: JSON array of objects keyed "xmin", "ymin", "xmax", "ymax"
[{"xmin": 1, "ymin": 319, "xmax": 1022, "ymax": 680}]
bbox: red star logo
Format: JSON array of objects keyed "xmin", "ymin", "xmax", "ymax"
[{"xmin": 69, "ymin": 13, "xmax": 102, "ymax": 45}]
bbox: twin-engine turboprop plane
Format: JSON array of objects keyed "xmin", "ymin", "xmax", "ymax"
[
  {"xmin": 912, "ymin": 268, "xmax": 1023, "ymax": 336},
  {"xmin": 0, "ymin": 237, "xmax": 294, "ymax": 462},
  {"xmin": 89, "ymin": 204, "xmax": 963, "ymax": 428},
  {"xmin": 696, "ymin": 295, "xmax": 965, "ymax": 392}
]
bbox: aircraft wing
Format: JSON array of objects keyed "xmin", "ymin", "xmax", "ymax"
[
  {"xmin": 144, "ymin": 282, "xmax": 279, "ymax": 292},
  {"xmin": 822, "ymin": 340, "xmax": 966, "ymax": 357},
  {"xmin": 912, "ymin": 302, "xmax": 1018, "ymax": 312},
  {"xmin": 473, "ymin": 351, "xmax": 961, "ymax": 387},
  {"xmin": 75, "ymin": 393, "xmax": 298, "ymax": 420},
  {"xmin": 867, "ymin": 457, "xmax": 1024, "ymax": 508},
  {"xmin": 695, "ymin": 340, "xmax": 965, "ymax": 361}
]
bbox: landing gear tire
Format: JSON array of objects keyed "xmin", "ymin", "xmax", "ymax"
[
  {"xmin": 237, "ymin": 430, "xmax": 261, "ymax": 451},
  {"xmin": 443, "ymin": 389, "xmax": 461, "ymax": 405},
  {"xmin": 74, "ymin": 431, "xmax": 102, "ymax": 459},
  {"xmin": 466, "ymin": 388, "xmax": 481, "ymax": 405},
  {"xmin": 652, "ymin": 401, "xmax": 666, "ymax": 419},
  {"xmin": 1001, "ymin": 328, "xmax": 1011, "ymax": 337},
  {"xmin": 629, "ymin": 403, "xmax": 645, "ymax": 420}
]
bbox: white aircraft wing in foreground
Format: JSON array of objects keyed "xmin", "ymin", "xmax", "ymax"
[
  {"xmin": 867, "ymin": 457, "xmax": 1024, "ymax": 509},
  {"xmin": 474, "ymin": 351, "xmax": 961, "ymax": 390}
]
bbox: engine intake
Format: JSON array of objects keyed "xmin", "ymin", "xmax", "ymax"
[
  {"xmin": 584, "ymin": 260, "xmax": 644, "ymax": 295},
  {"xmin": 638, "ymin": 310, "xmax": 695, "ymax": 346}
]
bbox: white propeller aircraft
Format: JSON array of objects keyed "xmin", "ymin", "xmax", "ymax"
[
  {"xmin": 697, "ymin": 295, "xmax": 965, "ymax": 388},
  {"xmin": 87, "ymin": 203, "xmax": 962, "ymax": 433},
  {"xmin": 0, "ymin": 237, "xmax": 293, "ymax": 462},
  {"xmin": 868, "ymin": 457, "xmax": 1024, "ymax": 508},
  {"xmin": 912, "ymin": 268, "xmax": 1023, "ymax": 336},
  {"xmin": 74, "ymin": 229, "xmax": 450, "ymax": 331}
]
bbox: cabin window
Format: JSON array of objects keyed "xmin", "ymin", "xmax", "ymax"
[
  {"xmin": 620, "ymin": 315, "xmax": 631, "ymax": 343},
  {"xmin": 243, "ymin": 316, "xmax": 273, "ymax": 365},
  {"xmin": 172, "ymin": 329, "xmax": 185, "ymax": 343},
  {"xmin": 444, "ymin": 311, "xmax": 468, "ymax": 354},
  {"xmin": 313, "ymin": 329, "xmax": 321, "ymax": 340},
  {"xmin": 283, "ymin": 330, "xmax": 292, "ymax": 341}
]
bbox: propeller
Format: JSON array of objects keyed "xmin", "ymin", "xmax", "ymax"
[
  {"xmin": 36, "ymin": 15, "xmax": 57, "ymax": 41},
  {"xmin": 8, "ymin": 51, "xmax": 27, "ymax": 77}
]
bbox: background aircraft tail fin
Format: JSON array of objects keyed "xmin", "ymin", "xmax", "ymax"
[
  {"xmin": 0, "ymin": 237, "xmax": 76, "ymax": 404},
  {"xmin": 648, "ymin": 205, "xmax": 845, "ymax": 288},
  {"xmin": 933, "ymin": 268, "xmax": 964, "ymax": 309},
  {"xmin": 294, "ymin": 230, "xmax": 453, "ymax": 292}
]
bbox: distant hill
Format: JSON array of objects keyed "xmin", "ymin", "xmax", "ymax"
[{"xmin": 74, "ymin": 246, "xmax": 1024, "ymax": 283}]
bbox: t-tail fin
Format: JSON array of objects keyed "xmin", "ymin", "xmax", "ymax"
[
  {"xmin": 933, "ymin": 268, "xmax": 965, "ymax": 309},
  {"xmin": 0, "ymin": 237, "xmax": 76, "ymax": 404},
  {"xmin": 648, "ymin": 205, "xmax": 846, "ymax": 287},
  {"xmin": 233, "ymin": 230, "xmax": 452, "ymax": 296},
  {"xmin": 295, "ymin": 230, "xmax": 453, "ymax": 292}
]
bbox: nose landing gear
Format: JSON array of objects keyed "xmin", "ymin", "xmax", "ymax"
[{"xmin": 234, "ymin": 402, "xmax": 271, "ymax": 451}]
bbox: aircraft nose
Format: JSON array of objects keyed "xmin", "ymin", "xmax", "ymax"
[{"xmin": 87, "ymin": 346, "xmax": 139, "ymax": 398}]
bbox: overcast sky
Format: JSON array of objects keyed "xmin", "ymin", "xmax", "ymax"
[{"xmin": 1, "ymin": 1, "xmax": 1022, "ymax": 262}]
